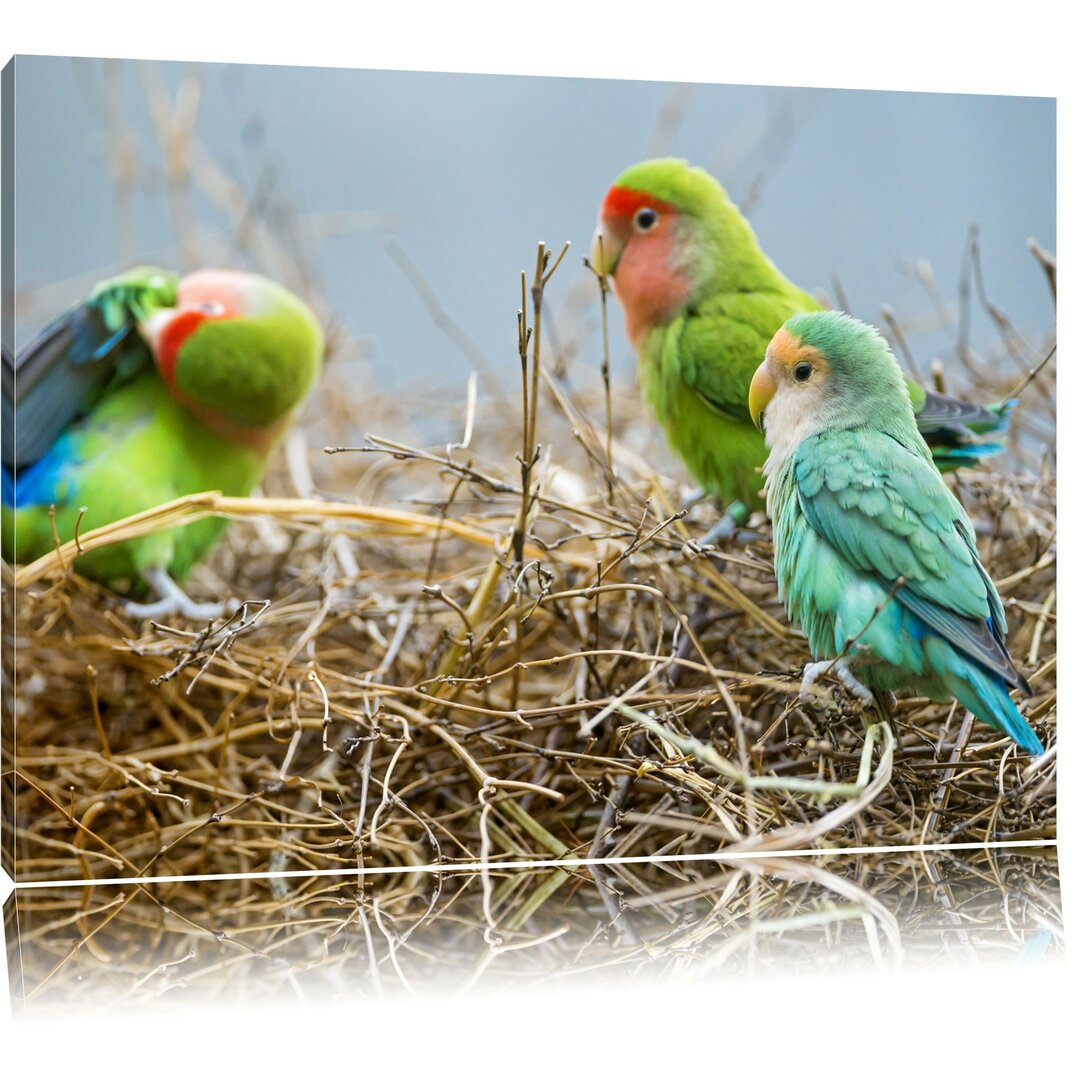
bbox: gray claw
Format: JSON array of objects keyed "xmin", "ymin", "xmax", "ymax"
[
  {"xmin": 698, "ymin": 514, "xmax": 742, "ymax": 548},
  {"xmin": 125, "ymin": 568, "xmax": 238, "ymax": 623},
  {"xmin": 698, "ymin": 501, "xmax": 758, "ymax": 549},
  {"xmin": 800, "ymin": 658, "xmax": 874, "ymax": 708}
]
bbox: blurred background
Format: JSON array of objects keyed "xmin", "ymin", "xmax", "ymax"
[{"xmin": 11, "ymin": 57, "xmax": 1056, "ymax": 440}]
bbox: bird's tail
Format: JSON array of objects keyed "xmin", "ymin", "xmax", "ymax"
[
  {"xmin": 1, "ymin": 464, "xmax": 13, "ymax": 508},
  {"xmin": 917, "ymin": 388, "xmax": 1016, "ymax": 436},
  {"xmin": 930, "ymin": 442, "xmax": 1006, "ymax": 472},
  {"xmin": 917, "ymin": 391, "xmax": 1017, "ymax": 472},
  {"xmin": 965, "ymin": 397, "xmax": 1017, "ymax": 436},
  {"xmin": 945, "ymin": 661, "xmax": 1043, "ymax": 756},
  {"xmin": 989, "ymin": 397, "xmax": 1018, "ymax": 423}
]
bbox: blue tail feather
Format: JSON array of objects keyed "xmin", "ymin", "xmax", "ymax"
[
  {"xmin": 931, "ymin": 442, "xmax": 1005, "ymax": 472},
  {"xmin": 985, "ymin": 398, "xmax": 1019, "ymax": 432},
  {"xmin": 948, "ymin": 662, "xmax": 1043, "ymax": 756}
]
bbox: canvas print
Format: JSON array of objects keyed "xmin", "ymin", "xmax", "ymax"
[{"xmin": 0, "ymin": 57, "xmax": 1058, "ymax": 999}]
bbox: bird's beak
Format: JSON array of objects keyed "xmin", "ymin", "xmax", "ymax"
[
  {"xmin": 139, "ymin": 308, "xmax": 174, "ymax": 355},
  {"xmin": 749, "ymin": 361, "xmax": 777, "ymax": 432},
  {"xmin": 590, "ymin": 220, "xmax": 623, "ymax": 276}
]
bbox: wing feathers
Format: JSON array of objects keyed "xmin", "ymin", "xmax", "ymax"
[{"xmin": 794, "ymin": 429, "xmax": 1024, "ymax": 689}]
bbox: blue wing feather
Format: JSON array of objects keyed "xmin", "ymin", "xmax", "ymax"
[{"xmin": 3, "ymin": 267, "xmax": 177, "ymax": 472}]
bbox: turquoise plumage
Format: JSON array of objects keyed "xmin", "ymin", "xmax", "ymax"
[{"xmin": 749, "ymin": 311, "xmax": 1041, "ymax": 756}]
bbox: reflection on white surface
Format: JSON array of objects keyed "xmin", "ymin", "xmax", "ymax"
[{"xmin": 5, "ymin": 847, "xmax": 1061, "ymax": 1012}]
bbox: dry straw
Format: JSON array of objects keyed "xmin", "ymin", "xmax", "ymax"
[
  {"xmin": 1, "ymin": 68, "xmax": 1056, "ymax": 966},
  {"xmin": 4, "ymin": 233, "xmax": 1056, "ymax": 897}
]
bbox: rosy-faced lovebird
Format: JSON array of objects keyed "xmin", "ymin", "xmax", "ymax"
[
  {"xmin": 2, "ymin": 267, "xmax": 324, "ymax": 618},
  {"xmin": 748, "ymin": 310, "xmax": 1041, "ymax": 756},
  {"xmin": 592, "ymin": 159, "xmax": 1012, "ymax": 533}
]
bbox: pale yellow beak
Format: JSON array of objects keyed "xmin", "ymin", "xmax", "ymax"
[
  {"xmin": 748, "ymin": 361, "xmax": 777, "ymax": 432},
  {"xmin": 590, "ymin": 221, "xmax": 623, "ymax": 276},
  {"xmin": 138, "ymin": 308, "xmax": 174, "ymax": 354}
]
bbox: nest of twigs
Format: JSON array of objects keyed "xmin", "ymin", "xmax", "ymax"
[{"xmin": 2, "ymin": 244, "xmax": 1057, "ymax": 890}]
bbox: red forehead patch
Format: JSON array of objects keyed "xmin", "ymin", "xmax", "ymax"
[{"xmin": 601, "ymin": 185, "xmax": 679, "ymax": 221}]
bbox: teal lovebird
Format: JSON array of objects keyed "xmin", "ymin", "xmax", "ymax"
[
  {"xmin": 2, "ymin": 266, "xmax": 324, "ymax": 618},
  {"xmin": 748, "ymin": 310, "xmax": 1041, "ymax": 756},
  {"xmin": 592, "ymin": 159, "xmax": 1013, "ymax": 533}
]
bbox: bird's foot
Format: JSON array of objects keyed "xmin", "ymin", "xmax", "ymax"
[
  {"xmin": 682, "ymin": 487, "xmax": 710, "ymax": 508},
  {"xmin": 697, "ymin": 513, "xmax": 741, "ymax": 549},
  {"xmin": 799, "ymin": 658, "xmax": 875, "ymax": 710},
  {"xmin": 124, "ymin": 568, "xmax": 238, "ymax": 623},
  {"xmin": 694, "ymin": 501, "xmax": 761, "ymax": 550}
]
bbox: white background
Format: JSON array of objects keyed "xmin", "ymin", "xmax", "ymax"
[{"xmin": 1, "ymin": 2, "xmax": 1074, "ymax": 1073}]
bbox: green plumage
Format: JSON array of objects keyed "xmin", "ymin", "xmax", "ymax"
[
  {"xmin": 175, "ymin": 283, "xmax": 323, "ymax": 426},
  {"xmin": 3, "ymin": 269, "xmax": 324, "ymax": 594},
  {"xmin": 641, "ymin": 288, "xmax": 813, "ymax": 510},
  {"xmin": 6, "ymin": 373, "xmax": 262, "ymax": 587},
  {"xmin": 3, "ymin": 267, "xmax": 180, "ymax": 469},
  {"xmin": 600, "ymin": 159, "xmax": 1010, "ymax": 511},
  {"xmin": 87, "ymin": 266, "xmax": 180, "ymax": 329},
  {"xmin": 622, "ymin": 160, "xmax": 816, "ymax": 510}
]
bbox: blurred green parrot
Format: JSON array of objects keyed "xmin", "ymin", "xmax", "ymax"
[
  {"xmin": 749, "ymin": 310, "xmax": 1040, "ymax": 755},
  {"xmin": 3, "ymin": 266, "xmax": 324, "ymax": 618},
  {"xmin": 592, "ymin": 159, "xmax": 1012, "ymax": 538}
]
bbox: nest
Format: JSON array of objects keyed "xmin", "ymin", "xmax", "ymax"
[{"xmin": 2, "ymin": 244, "xmax": 1057, "ymax": 891}]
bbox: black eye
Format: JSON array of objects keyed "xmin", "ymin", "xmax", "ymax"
[
  {"xmin": 634, "ymin": 207, "xmax": 659, "ymax": 231},
  {"xmin": 794, "ymin": 362, "xmax": 813, "ymax": 383}
]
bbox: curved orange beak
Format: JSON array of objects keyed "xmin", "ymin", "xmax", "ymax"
[
  {"xmin": 748, "ymin": 361, "xmax": 777, "ymax": 432},
  {"xmin": 590, "ymin": 219, "xmax": 623, "ymax": 276}
]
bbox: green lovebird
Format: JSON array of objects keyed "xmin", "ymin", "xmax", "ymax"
[
  {"xmin": 592, "ymin": 158, "xmax": 1011, "ymax": 530},
  {"xmin": 748, "ymin": 310, "xmax": 1041, "ymax": 756},
  {"xmin": 2, "ymin": 266, "xmax": 324, "ymax": 618}
]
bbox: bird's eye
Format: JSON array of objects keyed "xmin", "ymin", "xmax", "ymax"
[
  {"xmin": 794, "ymin": 362, "xmax": 813, "ymax": 383},
  {"xmin": 194, "ymin": 301, "xmax": 225, "ymax": 316},
  {"xmin": 634, "ymin": 207, "xmax": 659, "ymax": 232}
]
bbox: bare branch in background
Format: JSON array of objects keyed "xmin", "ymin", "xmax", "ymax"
[
  {"xmin": 644, "ymin": 84, "xmax": 698, "ymax": 159},
  {"xmin": 139, "ymin": 61, "xmax": 204, "ymax": 271},
  {"xmin": 709, "ymin": 88, "xmax": 820, "ymax": 214},
  {"xmin": 383, "ymin": 237, "xmax": 504, "ymax": 400},
  {"xmin": 1027, "ymin": 236, "xmax": 1056, "ymax": 304}
]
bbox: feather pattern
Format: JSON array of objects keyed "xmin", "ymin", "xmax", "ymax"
[
  {"xmin": 599, "ymin": 159, "xmax": 1014, "ymax": 509},
  {"xmin": 2, "ymin": 268, "xmax": 323, "ymax": 594},
  {"xmin": 761, "ymin": 312, "xmax": 1041, "ymax": 755},
  {"xmin": 791, "ymin": 430, "xmax": 1027, "ymax": 692},
  {"xmin": 2, "ymin": 267, "xmax": 178, "ymax": 469}
]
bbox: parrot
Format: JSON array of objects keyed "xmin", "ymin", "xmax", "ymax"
[
  {"xmin": 2, "ymin": 266, "xmax": 324, "ymax": 619},
  {"xmin": 591, "ymin": 158, "xmax": 1013, "ymax": 538},
  {"xmin": 748, "ymin": 310, "xmax": 1041, "ymax": 756}
]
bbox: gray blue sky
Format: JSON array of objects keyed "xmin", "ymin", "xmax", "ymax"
[{"xmin": 13, "ymin": 58, "xmax": 1055, "ymax": 394}]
